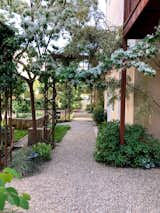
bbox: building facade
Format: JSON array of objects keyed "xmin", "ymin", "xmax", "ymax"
[
  {"xmin": 104, "ymin": 1, "xmax": 160, "ymax": 138},
  {"xmin": 106, "ymin": 0, "xmax": 124, "ymax": 27}
]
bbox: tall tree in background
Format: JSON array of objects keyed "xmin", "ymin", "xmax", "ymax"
[{"xmin": 0, "ymin": 0, "xmax": 101, "ymax": 144}]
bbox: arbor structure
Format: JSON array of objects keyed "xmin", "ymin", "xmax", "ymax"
[{"xmin": 1, "ymin": 0, "xmax": 111, "ymax": 145}]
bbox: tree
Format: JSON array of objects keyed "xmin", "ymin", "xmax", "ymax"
[
  {"xmin": 110, "ymin": 26, "xmax": 160, "ymax": 75},
  {"xmin": 57, "ymin": 62, "xmax": 79, "ymax": 120},
  {"xmin": 0, "ymin": 23, "xmax": 17, "ymax": 166},
  {"xmin": 0, "ymin": 0, "xmax": 121, "ymax": 145}
]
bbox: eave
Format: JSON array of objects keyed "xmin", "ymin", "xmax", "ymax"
[{"xmin": 123, "ymin": 0, "xmax": 160, "ymax": 39}]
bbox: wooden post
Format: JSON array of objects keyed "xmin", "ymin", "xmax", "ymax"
[{"xmin": 120, "ymin": 38, "xmax": 127, "ymax": 145}]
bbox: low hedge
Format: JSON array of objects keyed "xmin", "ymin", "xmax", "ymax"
[
  {"xmin": 94, "ymin": 121, "xmax": 160, "ymax": 168},
  {"xmin": 93, "ymin": 105, "xmax": 105, "ymax": 124}
]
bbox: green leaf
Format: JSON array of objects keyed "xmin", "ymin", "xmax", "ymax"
[
  {"xmin": 22, "ymin": 193, "xmax": 31, "ymax": 201},
  {"xmin": 6, "ymin": 187, "xmax": 18, "ymax": 195},
  {"xmin": 7, "ymin": 194, "xmax": 20, "ymax": 206},
  {"xmin": 19, "ymin": 197, "xmax": 29, "ymax": 209},
  {"xmin": 3, "ymin": 168, "xmax": 21, "ymax": 178},
  {"xmin": 0, "ymin": 173, "xmax": 13, "ymax": 184},
  {"xmin": 0, "ymin": 180, "xmax": 4, "ymax": 187},
  {"xmin": 0, "ymin": 192, "xmax": 7, "ymax": 210}
]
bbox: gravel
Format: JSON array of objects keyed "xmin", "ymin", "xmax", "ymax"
[{"xmin": 12, "ymin": 119, "xmax": 160, "ymax": 213}]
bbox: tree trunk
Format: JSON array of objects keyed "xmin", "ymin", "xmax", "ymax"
[
  {"xmin": 64, "ymin": 81, "xmax": 67, "ymax": 121},
  {"xmin": 9, "ymin": 85, "xmax": 13, "ymax": 161},
  {"xmin": 0, "ymin": 94, "xmax": 2, "ymax": 166},
  {"xmin": 90, "ymin": 87, "xmax": 93, "ymax": 107},
  {"xmin": 68, "ymin": 84, "xmax": 72, "ymax": 121},
  {"xmin": 43, "ymin": 82, "xmax": 49, "ymax": 141},
  {"xmin": 28, "ymin": 81, "xmax": 37, "ymax": 144},
  {"xmin": 4, "ymin": 91, "xmax": 8, "ymax": 166},
  {"xmin": 52, "ymin": 78, "xmax": 57, "ymax": 148}
]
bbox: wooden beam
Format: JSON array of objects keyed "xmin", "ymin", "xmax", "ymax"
[
  {"xmin": 119, "ymin": 38, "xmax": 127, "ymax": 145},
  {"xmin": 123, "ymin": 0, "xmax": 150, "ymax": 37},
  {"xmin": 51, "ymin": 53, "xmax": 89, "ymax": 61}
]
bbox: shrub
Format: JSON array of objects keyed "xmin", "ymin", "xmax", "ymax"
[
  {"xmin": 93, "ymin": 105, "xmax": 105, "ymax": 124},
  {"xmin": 94, "ymin": 121, "xmax": 160, "ymax": 168},
  {"xmin": 13, "ymin": 99, "xmax": 30, "ymax": 114},
  {"xmin": 33, "ymin": 143, "xmax": 52, "ymax": 161},
  {"xmin": 86, "ymin": 104, "xmax": 94, "ymax": 113},
  {"xmin": 10, "ymin": 147, "xmax": 42, "ymax": 177},
  {"xmin": 0, "ymin": 168, "xmax": 31, "ymax": 211}
]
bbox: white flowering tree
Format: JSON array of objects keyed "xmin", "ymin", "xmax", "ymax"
[
  {"xmin": 0, "ymin": 0, "xmax": 105, "ymax": 144},
  {"xmin": 111, "ymin": 25, "xmax": 160, "ymax": 75}
]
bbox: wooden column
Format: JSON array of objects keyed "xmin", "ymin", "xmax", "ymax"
[{"xmin": 120, "ymin": 38, "xmax": 127, "ymax": 145}]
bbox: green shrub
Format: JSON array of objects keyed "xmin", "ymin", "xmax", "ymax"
[
  {"xmin": 10, "ymin": 147, "xmax": 42, "ymax": 177},
  {"xmin": 93, "ymin": 105, "xmax": 105, "ymax": 124},
  {"xmin": 33, "ymin": 143, "xmax": 52, "ymax": 161},
  {"xmin": 13, "ymin": 99, "xmax": 30, "ymax": 114},
  {"xmin": 0, "ymin": 168, "xmax": 31, "ymax": 211},
  {"xmin": 94, "ymin": 121, "xmax": 160, "ymax": 168},
  {"xmin": 86, "ymin": 104, "xmax": 94, "ymax": 113}
]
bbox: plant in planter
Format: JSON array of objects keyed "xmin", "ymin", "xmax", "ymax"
[{"xmin": 93, "ymin": 105, "xmax": 105, "ymax": 124}]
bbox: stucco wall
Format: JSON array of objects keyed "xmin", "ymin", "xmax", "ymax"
[
  {"xmin": 106, "ymin": 0, "xmax": 124, "ymax": 27},
  {"xmin": 134, "ymin": 70, "xmax": 160, "ymax": 139},
  {"xmin": 105, "ymin": 67, "xmax": 160, "ymax": 139},
  {"xmin": 104, "ymin": 68, "xmax": 135, "ymax": 124}
]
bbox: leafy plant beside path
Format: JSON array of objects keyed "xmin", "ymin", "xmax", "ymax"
[
  {"xmin": 33, "ymin": 143, "xmax": 52, "ymax": 161},
  {"xmin": 10, "ymin": 125, "xmax": 71, "ymax": 177},
  {"xmin": 0, "ymin": 168, "xmax": 31, "ymax": 211},
  {"xmin": 95, "ymin": 121, "xmax": 160, "ymax": 169}
]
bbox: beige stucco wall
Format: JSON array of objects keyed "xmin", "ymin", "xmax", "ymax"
[
  {"xmin": 104, "ymin": 70, "xmax": 120, "ymax": 121},
  {"xmin": 134, "ymin": 70, "xmax": 160, "ymax": 139},
  {"xmin": 104, "ymin": 68, "xmax": 135, "ymax": 124},
  {"xmin": 106, "ymin": 0, "xmax": 124, "ymax": 27},
  {"xmin": 104, "ymin": 66, "xmax": 160, "ymax": 139}
]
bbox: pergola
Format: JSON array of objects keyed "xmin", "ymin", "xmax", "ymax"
[{"xmin": 120, "ymin": 0, "xmax": 160, "ymax": 144}]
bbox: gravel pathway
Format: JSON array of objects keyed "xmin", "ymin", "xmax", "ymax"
[{"xmin": 12, "ymin": 119, "xmax": 160, "ymax": 213}]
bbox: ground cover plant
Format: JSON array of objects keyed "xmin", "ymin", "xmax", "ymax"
[
  {"xmin": 11, "ymin": 124, "xmax": 70, "ymax": 176},
  {"xmin": 0, "ymin": 168, "xmax": 31, "ymax": 211},
  {"xmin": 10, "ymin": 147, "xmax": 43, "ymax": 177},
  {"xmin": 95, "ymin": 121, "xmax": 160, "ymax": 169},
  {"xmin": 54, "ymin": 125, "xmax": 71, "ymax": 143},
  {"xmin": 14, "ymin": 129, "xmax": 28, "ymax": 142},
  {"xmin": 93, "ymin": 105, "xmax": 105, "ymax": 124},
  {"xmin": 33, "ymin": 143, "xmax": 52, "ymax": 161}
]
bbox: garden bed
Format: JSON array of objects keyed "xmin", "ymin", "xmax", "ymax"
[{"xmin": 95, "ymin": 121, "xmax": 160, "ymax": 169}]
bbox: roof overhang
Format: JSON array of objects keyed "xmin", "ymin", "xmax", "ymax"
[{"xmin": 123, "ymin": 0, "xmax": 160, "ymax": 39}]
